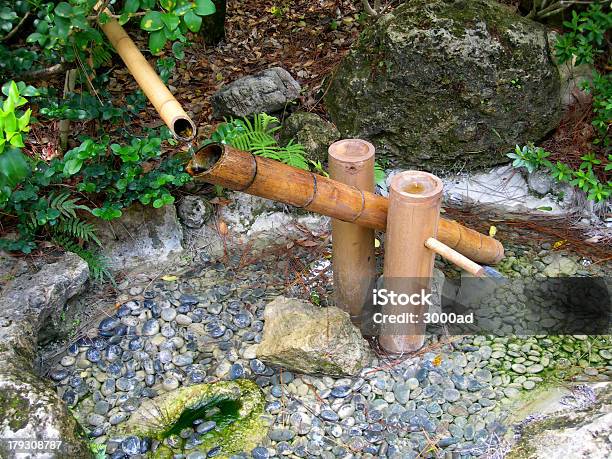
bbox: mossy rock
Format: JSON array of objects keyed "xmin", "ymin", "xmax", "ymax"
[
  {"xmin": 324, "ymin": 0, "xmax": 561, "ymax": 170},
  {"xmin": 279, "ymin": 112, "xmax": 341, "ymax": 164},
  {"xmin": 113, "ymin": 380, "xmax": 266, "ymax": 458}
]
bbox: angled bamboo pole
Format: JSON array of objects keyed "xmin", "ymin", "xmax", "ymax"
[
  {"xmin": 379, "ymin": 171, "xmax": 442, "ymax": 354},
  {"xmin": 328, "ymin": 139, "xmax": 376, "ymax": 325},
  {"xmin": 94, "ymin": 4, "xmax": 195, "ymax": 141},
  {"xmin": 187, "ymin": 143, "xmax": 505, "ymax": 265}
]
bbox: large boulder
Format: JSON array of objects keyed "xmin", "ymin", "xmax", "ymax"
[
  {"xmin": 256, "ymin": 296, "xmax": 372, "ymax": 376},
  {"xmin": 93, "ymin": 203, "xmax": 183, "ymax": 271},
  {"xmin": 212, "ymin": 67, "xmax": 301, "ymax": 118},
  {"xmin": 0, "ymin": 253, "xmax": 91, "ymax": 458},
  {"xmin": 325, "ymin": 0, "xmax": 561, "ymax": 170}
]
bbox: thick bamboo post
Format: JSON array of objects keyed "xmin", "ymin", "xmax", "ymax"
[
  {"xmin": 379, "ymin": 171, "xmax": 443, "ymax": 354},
  {"xmin": 95, "ymin": 5, "xmax": 195, "ymax": 141},
  {"xmin": 186, "ymin": 143, "xmax": 504, "ymax": 265},
  {"xmin": 328, "ymin": 139, "xmax": 376, "ymax": 325}
]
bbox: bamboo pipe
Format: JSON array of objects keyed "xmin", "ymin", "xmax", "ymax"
[
  {"xmin": 379, "ymin": 171, "xmax": 442, "ymax": 354},
  {"xmin": 425, "ymin": 237, "xmax": 485, "ymax": 277},
  {"xmin": 186, "ymin": 143, "xmax": 505, "ymax": 265},
  {"xmin": 328, "ymin": 139, "xmax": 376, "ymax": 325},
  {"xmin": 95, "ymin": 5, "xmax": 195, "ymax": 141}
]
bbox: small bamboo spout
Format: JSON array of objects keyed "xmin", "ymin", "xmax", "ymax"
[
  {"xmin": 187, "ymin": 143, "xmax": 505, "ymax": 265},
  {"xmin": 94, "ymin": 3, "xmax": 196, "ymax": 141}
]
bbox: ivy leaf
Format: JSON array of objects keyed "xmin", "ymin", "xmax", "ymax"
[
  {"xmin": 148, "ymin": 30, "xmax": 167, "ymax": 54},
  {"xmin": 183, "ymin": 10, "xmax": 202, "ymax": 32},
  {"xmin": 161, "ymin": 13, "xmax": 180, "ymax": 31},
  {"xmin": 140, "ymin": 11, "xmax": 164, "ymax": 32},
  {"xmin": 194, "ymin": 0, "xmax": 216, "ymax": 16},
  {"xmin": 54, "ymin": 2, "xmax": 73, "ymax": 18}
]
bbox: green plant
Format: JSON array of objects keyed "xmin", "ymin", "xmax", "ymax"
[
  {"xmin": 211, "ymin": 113, "xmax": 311, "ymax": 170},
  {"xmin": 136, "ymin": 0, "xmax": 217, "ymax": 54},
  {"xmin": 555, "ymin": 3, "xmax": 611, "ymax": 66},
  {"xmin": 508, "ymin": 143, "xmax": 611, "ymax": 203},
  {"xmin": 507, "ymin": 143, "xmax": 551, "ymax": 173}
]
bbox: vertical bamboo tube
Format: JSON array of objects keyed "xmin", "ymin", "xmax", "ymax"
[
  {"xmin": 328, "ymin": 140, "xmax": 376, "ymax": 325},
  {"xmin": 379, "ymin": 171, "xmax": 443, "ymax": 354},
  {"xmin": 95, "ymin": 4, "xmax": 195, "ymax": 140}
]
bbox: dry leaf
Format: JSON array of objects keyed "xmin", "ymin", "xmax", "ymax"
[
  {"xmin": 218, "ymin": 220, "xmax": 228, "ymax": 236},
  {"xmin": 161, "ymin": 275, "xmax": 178, "ymax": 282}
]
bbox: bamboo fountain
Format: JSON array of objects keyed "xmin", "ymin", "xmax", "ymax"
[{"xmin": 100, "ymin": 12, "xmax": 505, "ymax": 353}]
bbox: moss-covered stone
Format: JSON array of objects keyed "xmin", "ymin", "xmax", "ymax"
[
  {"xmin": 324, "ymin": 0, "xmax": 561, "ymax": 170},
  {"xmin": 279, "ymin": 112, "xmax": 341, "ymax": 164},
  {"xmin": 114, "ymin": 380, "xmax": 267, "ymax": 458},
  {"xmin": 507, "ymin": 382, "xmax": 612, "ymax": 458},
  {"xmin": 256, "ymin": 296, "xmax": 372, "ymax": 376}
]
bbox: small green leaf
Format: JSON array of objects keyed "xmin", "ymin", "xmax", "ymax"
[
  {"xmin": 123, "ymin": 0, "xmax": 140, "ymax": 14},
  {"xmin": 148, "ymin": 29, "xmax": 167, "ymax": 54},
  {"xmin": 183, "ymin": 10, "xmax": 202, "ymax": 32},
  {"xmin": 161, "ymin": 13, "xmax": 180, "ymax": 31},
  {"xmin": 194, "ymin": 0, "xmax": 216, "ymax": 16},
  {"xmin": 172, "ymin": 42, "xmax": 185, "ymax": 59},
  {"xmin": 54, "ymin": 2, "xmax": 73, "ymax": 18},
  {"xmin": 140, "ymin": 11, "xmax": 164, "ymax": 31},
  {"xmin": 63, "ymin": 158, "xmax": 83, "ymax": 176}
]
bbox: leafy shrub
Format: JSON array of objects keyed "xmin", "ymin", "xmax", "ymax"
[
  {"xmin": 554, "ymin": 3, "xmax": 611, "ymax": 66},
  {"xmin": 0, "ymin": 80, "xmax": 192, "ymax": 281},
  {"xmin": 509, "ymin": 3, "xmax": 611, "ymax": 204},
  {"xmin": 508, "ymin": 143, "xmax": 611, "ymax": 203}
]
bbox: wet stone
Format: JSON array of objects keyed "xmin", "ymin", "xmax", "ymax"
[
  {"xmin": 320, "ymin": 410, "xmax": 339, "ymax": 422},
  {"xmin": 161, "ymin": 308, "xmax": 177, "ymax": 322},
  {"xmin": 330, "ymin": 385, "xmax": 351, "ymax": 398},
  {"xmin": 121, "ymin": 436, "xmax": 141, "ymax": 455},
  {"xmin": 161, "ymin": 323, "xmax": 176, "ymax": 338},
  {"xmin": 250, "ymin": 359, "xmax": 266, "ymax": 375},
  {"xmin": 142, "ymin": 319, "xmax": 160, "ymax": 336},
  {"xmin": 86, "ymin": 348, "xmax": 102, "ymax": 363}
]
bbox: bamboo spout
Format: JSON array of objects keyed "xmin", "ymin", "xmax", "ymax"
[
  {"xmin": 95, "ymin": 5, "xmax": 195, "ymax": 141},
  {"xmin": 187, "ymin": 143, "xmax": 505, "ymax": 265}
]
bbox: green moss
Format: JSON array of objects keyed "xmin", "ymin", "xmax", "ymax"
[
  {"xmin": 115, "ymin": 380, "xmax": 267, "ymax": 459},
  {"xmin": 0, "ymin": 390, "xmax": 30, "ymax": 431}
]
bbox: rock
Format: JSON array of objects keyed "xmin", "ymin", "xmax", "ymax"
[
  {"xmin": 278, "ymin": 112, "xmax": 341, "ymax": 163},
  {"xmin": 527, "ymin": 170, "xmax": 555, "ymax": 195},
  {"xmin": 211, "ymin": 67, "xmax": 301, "ymax": 118},
  {"xmin": 543, "ymin": 253, "xmax": 580, "ymax": 277},
  {"xmin": 177, "ymin": 196, "xmax": 213, "ymax": 229},
  {"xmin": 114, "ymin": 380, "xmax": 267, "ymax": 457},
  {"xmin": 325, "ymin": 0, "xmax": 561, "ymax": 170},
  {"xmin": 256, "ymin": 297, "xmax": 371, "ymax": 376},
  {"xmin": 444, "ymin": 165, "xmax": 572, "ymax": 215},
  {"xmin": 93, "ymin": 203, "xmax": 183, "ymax": 271},
  {"xmin": 0, "ymin": 253, "xmax": 91, "ymax": 457},
  {"xmin": 507, "ymin": 383, "xmax": 612, "ymax": 459}
]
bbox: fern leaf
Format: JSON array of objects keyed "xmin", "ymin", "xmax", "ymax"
[
  {"xmin": 49, "ymin": 192, "xmax": 85, "ymax": 219},
  {"xmin": 52, "ymin": 235, "xmax": 113, "ymax": 284},
  {"xmin": 54, "ymin": 217, "xmax": 102, "ymax": 246}
]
